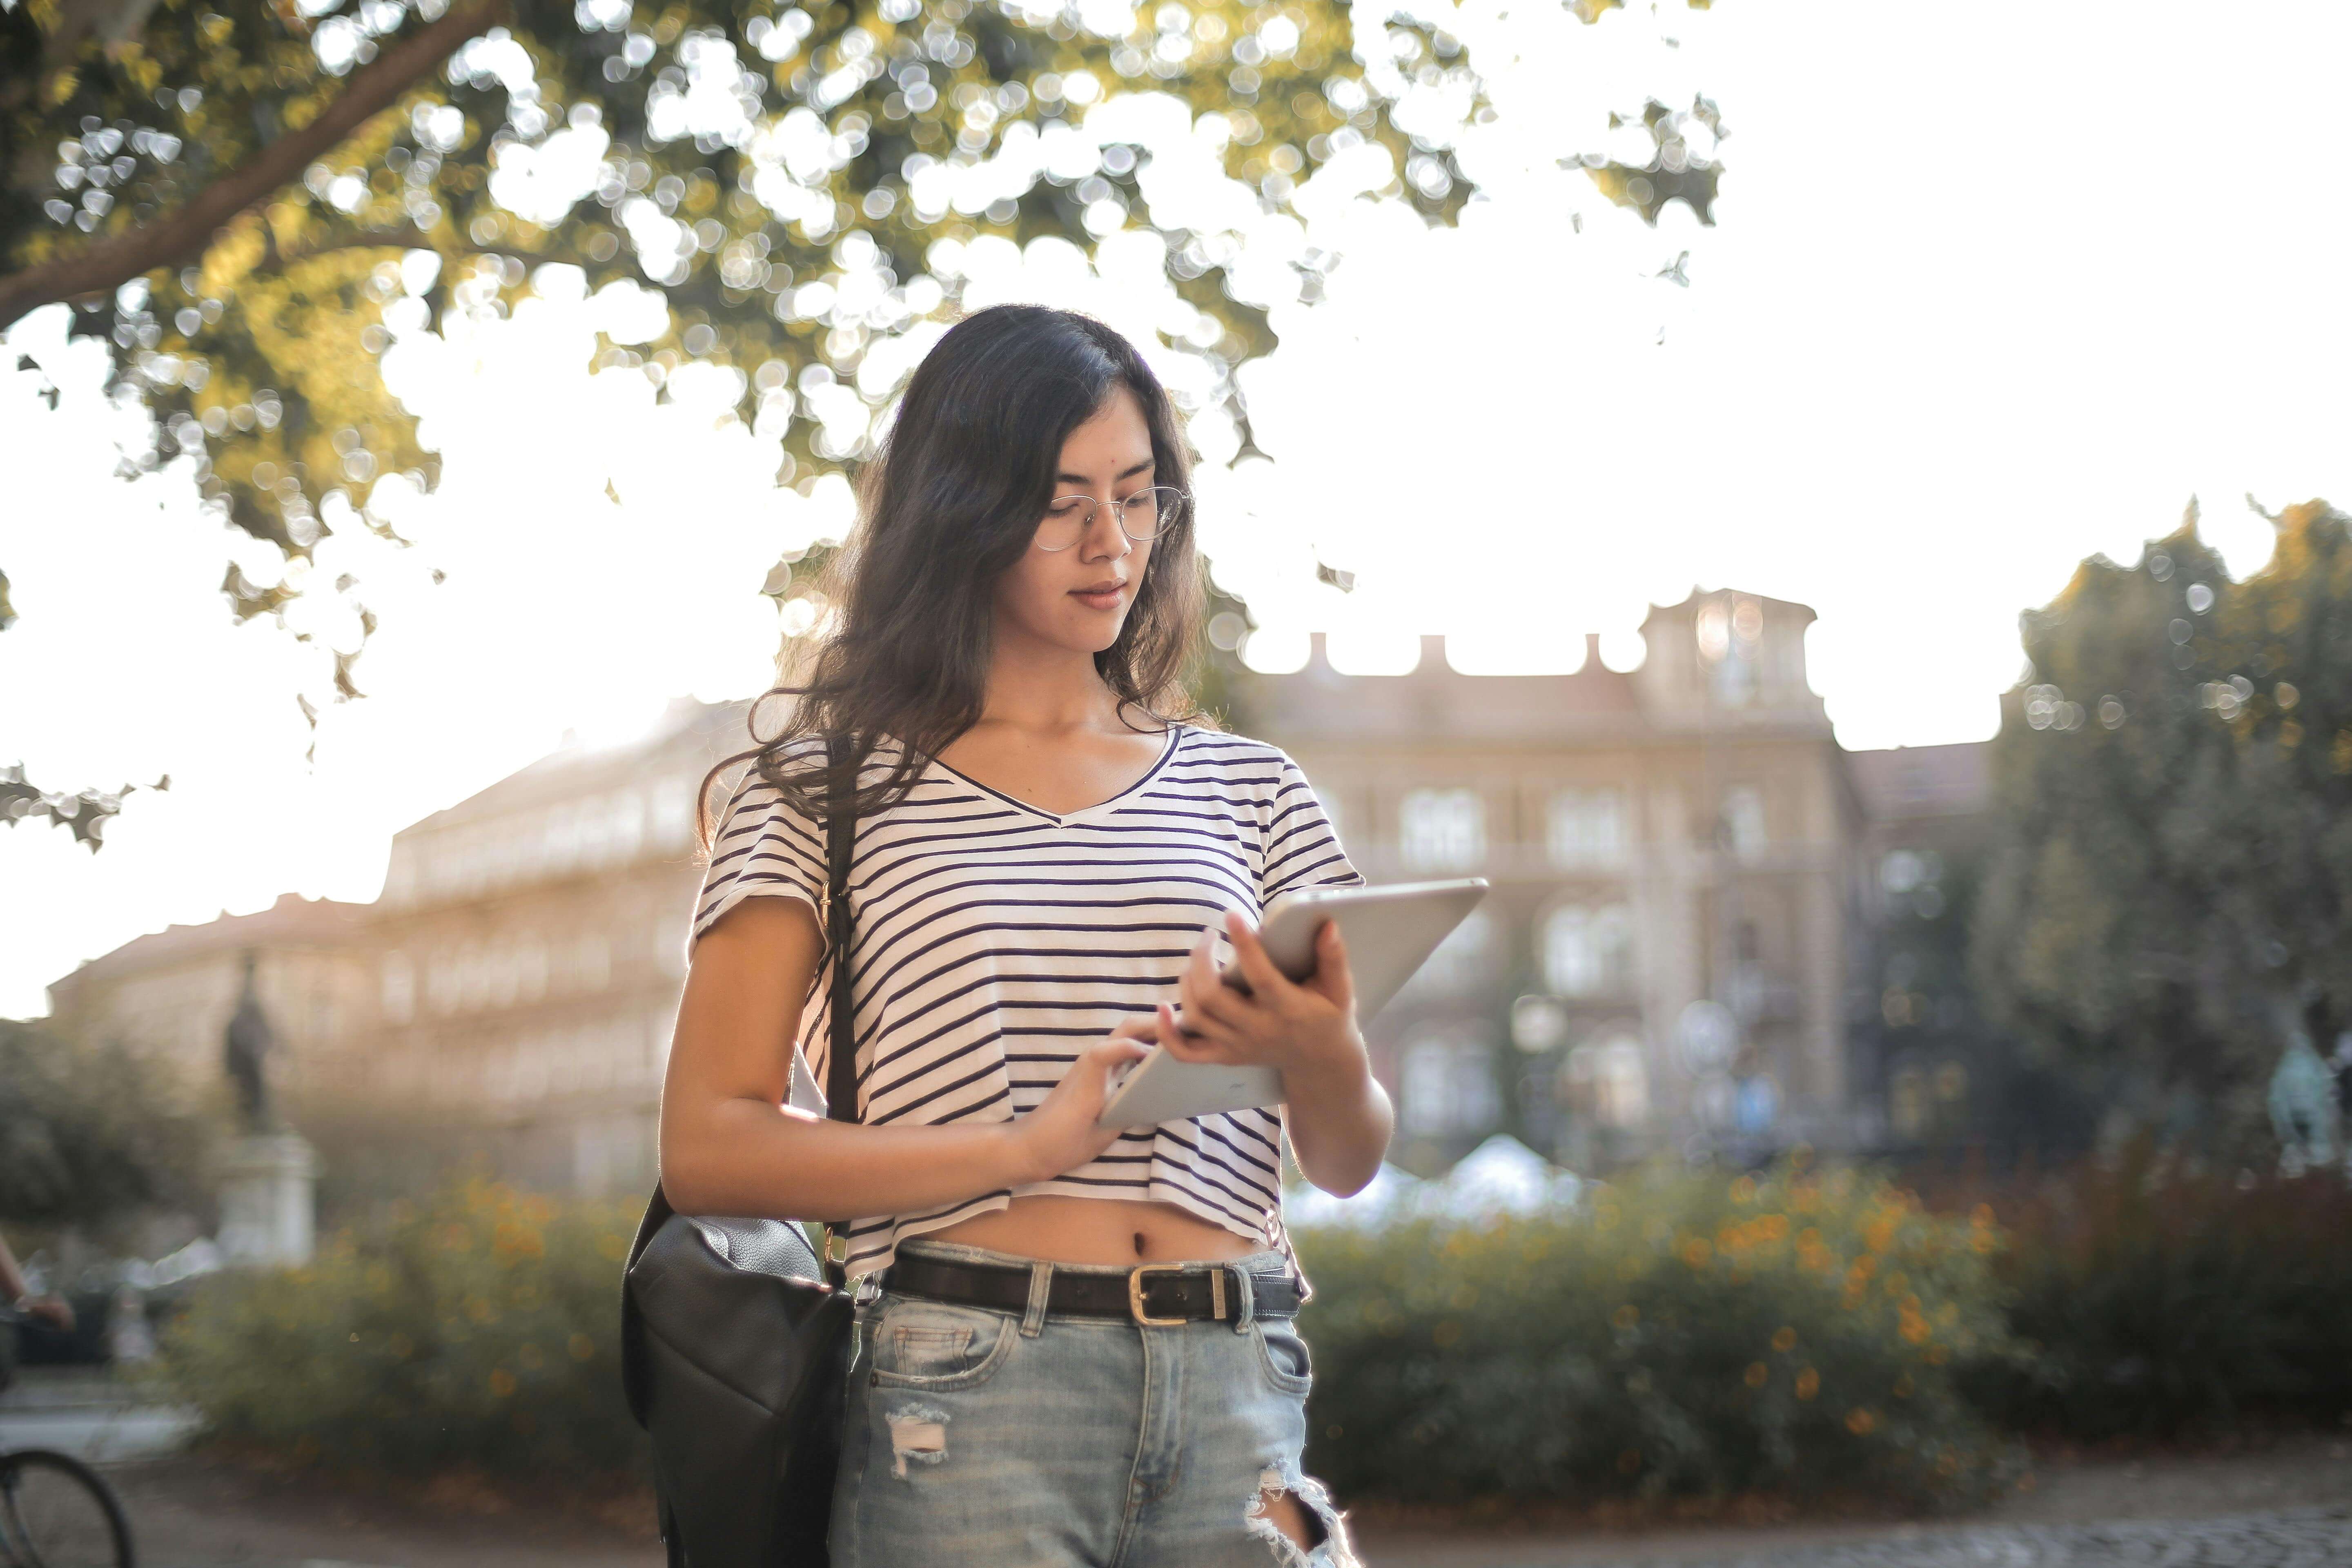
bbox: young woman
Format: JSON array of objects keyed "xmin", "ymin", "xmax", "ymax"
[{"xmin": 659, "ymin": 305, "xmax": 1387, "ymax": 1568}]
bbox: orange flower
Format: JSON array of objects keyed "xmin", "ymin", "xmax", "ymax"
[
  {"xmin": 1771, "ymin": 1326, "xmax": 1798, "ymax": 1353},
  {"xmin": 1794, "ymin": 1368, "xmax": 1820, "ymax": 1401},
  {"xmin": 1744, "ymin": 1362, "xmax": 1769, "ymax": 1388},
  {"xmin": 1845, "ymin": 1407, "xmax": 1877, "ymax": 1435}
]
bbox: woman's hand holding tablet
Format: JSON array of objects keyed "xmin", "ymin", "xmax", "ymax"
[{"xmin": 1098, "ymin": 878, "xmax": 1490, "ymax": 1129}]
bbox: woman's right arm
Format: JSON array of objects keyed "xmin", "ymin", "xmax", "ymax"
[{"xmin": 658, "ymin": 896, "xmax": 1145, "ymax": 1220}]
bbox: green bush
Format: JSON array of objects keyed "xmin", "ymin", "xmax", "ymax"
[
  {"xmin": 1295, "ymin": 1160, "xmax": 2024, "ymax": 1510},
  {"xmin": 153, "ymin": 1178, "xmax": 644, "ymax": 1477},
  {"xmin": 1963, "ymin": 1147, "xmax": 2352, "ymax": 1440}
]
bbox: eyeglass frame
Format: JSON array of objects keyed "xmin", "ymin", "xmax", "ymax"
[{"xmin": 1031, "ymin": 486, "xmax": 1192, "ymax": 552}]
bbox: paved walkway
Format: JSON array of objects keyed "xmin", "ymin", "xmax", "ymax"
[
  {"xmin": 1364, "ymin": 1507, "xmax": 2352, "ymax": 1567},
  {"xmin": 5, "ymin": 1366, "xmax": 2345, "ymax": 1568},
  {"xmin": 1354, "ymin": 1446, "xmax": 2352, "ymax": 1568},
  {"xmin": 0, "ymin": 1366, "xmax": 200, "ymax": 1462}
]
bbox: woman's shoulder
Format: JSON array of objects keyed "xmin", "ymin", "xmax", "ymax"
[
  {"xmin": 1168, "ymin": 726, "xmax": 1314, "ymax": 790},
  {"xmin": 720, "ymin": 733, "xmax": 914, "ymax": 815}
]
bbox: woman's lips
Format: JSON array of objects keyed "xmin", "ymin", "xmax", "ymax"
[{"xmin": 1071, "ymin": 583, "xmax": 1126, "ymax": 610}]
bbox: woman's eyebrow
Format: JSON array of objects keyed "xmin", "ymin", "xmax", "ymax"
[{"xmin": 1055, "ymin": 457, "xmax": 1156, "ymax": 486}]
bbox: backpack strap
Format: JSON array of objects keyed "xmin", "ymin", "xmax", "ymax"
[{"xmin": 824, "ymin": 733, "xmax": 858, "ymax": 1127}]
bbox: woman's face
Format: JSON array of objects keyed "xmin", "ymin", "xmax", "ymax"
[{"xmin": 991, "ymin": 385, "xmax": 1158, "ymax": 658}]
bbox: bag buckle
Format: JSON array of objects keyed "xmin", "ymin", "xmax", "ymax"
[{"xmin": 1127, "ymin": 1263, "xmax": 1188, "ymax": 1327}]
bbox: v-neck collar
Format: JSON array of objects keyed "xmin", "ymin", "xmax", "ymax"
[{"xmin": 927, "ymin": 724, "xmax": 1185, "ymax": 827}]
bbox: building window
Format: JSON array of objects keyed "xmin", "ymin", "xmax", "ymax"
[
  {"xmin": 518, "ymin": 939, "xmax": 549, "ymax": 1002},
  {"xmin": 608, "ymin": 791, "xmax": 645, "ymax": 860},
  {"xmin": 1406, "ymin": 909, "xmax": 1492, "ymax": 996},
  {"xmin": 488, "ymin": 944, "xmax": 519, "ymax": 1008},
  {"xmin": 1539, "ymin": 903, "xmax": 1633, "ymax": 997},
  {"xmin": 573, "ymin": 931, "xmax": 611, "ymax": 992},
  {"xmin": 1399, "ymin": 1035, "xmax": 1501, "ymax": 1138},
  {"xmin": 380, "ymin": 954, "xmax": 414, "ymax": 1025},
  {"xmin": 425, "ymin": 952, "xmax": 458, "ymax": 1016},
  {"xmin": 652, "ymin": 920, "xmax": 687, "ymax": 979},
  {"xmin": 1547, "ymin": 788, "xmax": 1627, "ymax": 868},
  {"xmin": 652, "ymin": 778, "xmax": 697, "ymax": 849},
  {"xmin": 1563, "ymin": 1036, "xmax": 1650, "ymax": 1129},
  {"xmin": 1400, "ymin": 788, "xmax": 1486, "ymax": 872},
  {"xmin": 1722, "ymin": 785, "xmax": 1767, "ymax": 858}
]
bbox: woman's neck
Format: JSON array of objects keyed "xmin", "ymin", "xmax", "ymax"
[{"xmin": 981, "ymin": 625, "xmax": 1123, "ymax": 735}]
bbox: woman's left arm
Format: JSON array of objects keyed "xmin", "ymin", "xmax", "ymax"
[{"xmin": 1149, "ymin": 909, "xmax": 1393, "ymax": 1197}]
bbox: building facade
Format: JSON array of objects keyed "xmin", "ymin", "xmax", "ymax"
[
  {"xmin": 1235, "ymin": 590, "xmax": 1873, "ymax": 1171},
  {"xmin": 42, "ymin": 590, "xmax": 1991, "ymax": 1197},
  {"xmin": 42, "ymin": 891, "xmax": 375, "ymax": 1118}
]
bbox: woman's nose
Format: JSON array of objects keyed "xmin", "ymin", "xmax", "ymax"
[{"xmin": 1083, "ymin": 505, "xmax": 1133, "ymax": 561}]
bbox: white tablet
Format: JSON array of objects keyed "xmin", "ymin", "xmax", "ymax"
[{"xmin": 1095, "ymin": 878, "xmax": 1489, "ymax": 1129}]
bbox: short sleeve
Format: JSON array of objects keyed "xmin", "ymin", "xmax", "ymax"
[
  {"xmin": 690, "ymin": 768, "xmax": 829, "ymax": 953},
  {"xmin": 1261, "ymin": 750, "xmax": 1364, "ymax": 904}
]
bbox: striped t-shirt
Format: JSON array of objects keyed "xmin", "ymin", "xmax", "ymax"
[{"xmin": 688, "ymin": 724, "xmax": 1363, "ymax": 1282}]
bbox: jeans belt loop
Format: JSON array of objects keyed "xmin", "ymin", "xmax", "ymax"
[
  {"xmin": 1231, "ymin": 1263, "xmax": 1256, "ymax": 1334},
  {"xmin": 1020, "ymin": 1260, "xmax": 1053, "ymax": 1339}
]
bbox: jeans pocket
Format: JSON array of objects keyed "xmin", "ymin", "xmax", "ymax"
[
  {"xmin": 1252, "ymin": 1318, "xmax": 1314, "ymax": 1394},
  {"xmin": 869, "ymin": 1297, "xmax": 1015, "ymax": 1390}
]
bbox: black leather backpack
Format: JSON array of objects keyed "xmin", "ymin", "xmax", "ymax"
[{"xmin": 621, "ymin": 740, "xmax": 860, "ymax": 1567}]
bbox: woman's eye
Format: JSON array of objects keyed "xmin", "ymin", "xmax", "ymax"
[{"xmin": 1049, "ymin": 499, "xmax": 1086, "ymax": 515}]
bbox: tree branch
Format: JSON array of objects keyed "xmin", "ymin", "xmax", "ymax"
[{"xmin": 0, "ymin": 0, "xmax": 511, "ymax": 332}]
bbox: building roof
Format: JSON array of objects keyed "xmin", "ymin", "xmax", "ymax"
[
  {"xmin": 1846, "ymin": 741, "xmax": 1993, "ymax": 824},
  {"xmin": 1241, "ymin": 582, "xmax": 1836, "ymax": 746},
  {"xmin": 398, "ymin": 694, "xmax": 757, "ymax": 834},
  {"xmin": 49, "ymin": 891, "xmax": 374, "ymax": 993},
  {"xmin": 1239, "ymin": 632, "xmax": 1648, "ymax": 746}
]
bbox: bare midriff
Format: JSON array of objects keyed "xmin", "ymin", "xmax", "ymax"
[{"xmin": 925, "ymin": 1194, "xmax": 1260, "ymax": 1266}]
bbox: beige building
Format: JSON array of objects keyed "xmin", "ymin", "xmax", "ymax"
[
  {"xmin": 1235, "ymin": 589, "xmax": 1870, "ymax": 1170},
  {"xmin": 341, "ymin": 697, "xmax": 761, "ymax": 1195},
  {"xmin": 43, "ymin": 892, "xmax": 375, "ymax": 1117},
  {"xmin": 42, "ymin": 589, "xmax": 1986, "ymax": 1196}
]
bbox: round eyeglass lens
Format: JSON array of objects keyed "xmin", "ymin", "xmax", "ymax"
[{"xmin": 1033, "ymin": 487, "xmax": 1185, "ymax": 551}]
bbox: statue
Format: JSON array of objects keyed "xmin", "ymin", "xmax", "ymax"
[
  {"xmin": 222, "ymin": 949, "xmax": 276, "ymax": 1132},
  {"xmin": 2267, "ymin": 993, "xmax": 2341, "ymax": 1176},
  {"xmin": 214, "ymin": 947, "xmax": 316, "ymax": 1266}
]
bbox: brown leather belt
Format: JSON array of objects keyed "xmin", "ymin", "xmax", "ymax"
[{"xmin": 881, "ymin": 1253, "xmax": 1302, "ymax": 1326}]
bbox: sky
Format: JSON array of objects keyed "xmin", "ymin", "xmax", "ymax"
[{"xmin": 4, "ymin": 0, "xmax": 2350, "ymax": 1018}]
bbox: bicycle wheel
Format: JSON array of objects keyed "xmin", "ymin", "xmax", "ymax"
[{"xmin": 0, "ymin": 1450, "xmax": 135, "ymax": 1568}]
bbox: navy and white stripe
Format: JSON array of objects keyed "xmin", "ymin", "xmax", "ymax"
[{"xmin": 689, "ymin": 724, "xmax": 1362, "ymax": 1281}]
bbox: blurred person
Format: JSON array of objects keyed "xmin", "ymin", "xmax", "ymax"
[
  {"xmin": 663, "ymin": 305, "xmax": 1384, "ymax": 1567},
  {"xmin": 0, "ymin": 1232, "xmax": 76, "ymax": 1390}
]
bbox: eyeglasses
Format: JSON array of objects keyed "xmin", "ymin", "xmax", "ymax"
[{"xmin": 1033, "ymin": 486, "xmax": 1189, "ymax": 552}]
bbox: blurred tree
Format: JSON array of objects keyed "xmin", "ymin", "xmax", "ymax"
[
  {"xmin": 0, "ymin": 1019, "xmax": 215, "ymax": 1230},
  {"xmin": 3, "ymin": 0, "xmax": 1722, "ymax": 839},
  {"xmin": 1972, "ymin": 499, "xmax": 2352, "ymax": 1140}
]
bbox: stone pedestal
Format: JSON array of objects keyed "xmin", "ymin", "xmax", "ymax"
[{"xmin": 216, "ymin": 1131, "xmax": 318, "ymax": 1268}]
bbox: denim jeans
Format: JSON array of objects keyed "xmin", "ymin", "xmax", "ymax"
[{"xmin": 828, "ymin": 1238, "xmax": 1359, "ymax": 1568}]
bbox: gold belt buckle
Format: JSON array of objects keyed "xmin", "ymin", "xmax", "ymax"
[{"xmin": 1128, "ymin": 1263, "xmax": 1187, "ymax": 1327}]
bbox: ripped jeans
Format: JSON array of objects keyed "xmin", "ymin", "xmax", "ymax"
[{"xmin": 827, "ymin": 1238, "xmax": 1359, "ymax": 1568}]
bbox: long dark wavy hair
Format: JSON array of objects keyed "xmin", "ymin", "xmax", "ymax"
[{"xmin": 697, "ymin": 305, "xmax": 1207, "ymax": 844}]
